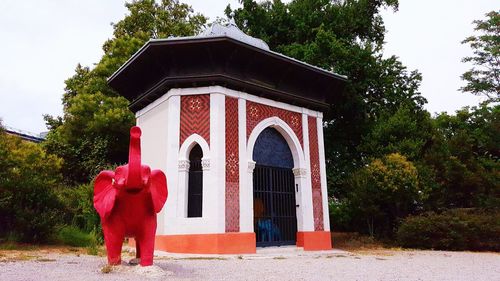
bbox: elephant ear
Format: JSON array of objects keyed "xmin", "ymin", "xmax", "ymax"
[
  {"xmin": 94, "ymin": 170, "xmax": 117, "ymax": 219},
  {"xmin": 150, "ymin": 169, "xmax": 168, "ymax": 213}
]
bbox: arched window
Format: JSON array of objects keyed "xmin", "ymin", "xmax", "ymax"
[{"xmin": 188, "ymin": 144, "xmax": 203, "ymax": 217}]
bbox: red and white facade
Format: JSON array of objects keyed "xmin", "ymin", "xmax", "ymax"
[{"xmin": 136, "ymin": 86, "xmax": 332, "ymax": 253}]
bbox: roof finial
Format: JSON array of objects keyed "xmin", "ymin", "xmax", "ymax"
[
  {"xmin": 229, "ymin": 11, "xmax": 236, "ymax": 26},
  {"xmin": 197, "ymin": 10, "xmax": 270, "ymax": 51}
]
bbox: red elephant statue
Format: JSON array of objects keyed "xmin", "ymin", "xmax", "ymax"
[{"xmin": 94, "ymin": 126, "xmax": 167, "ymax": 266}]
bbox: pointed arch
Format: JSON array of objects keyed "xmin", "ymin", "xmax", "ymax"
[
  {"xmin": 179, "ymin": 133, "xmax": 210, "ymax": 162},
  {"xmin": 177, "ymin": 134, "xmax": 210, "ymax": 218},
  {"xmin": 243, "ymin": 116, "xmax": 312, "ymax": 236},
  {"xmin": 246, "ymin": 116, "xmax": 306, "ymax": 245},
  {"xmin": 247, "ymin": 117, "xmax": 304, "ymax": 169}
]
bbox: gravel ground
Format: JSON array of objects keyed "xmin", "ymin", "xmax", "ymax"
[{"xmin": 1, "ymin": 247, "xmax": 499, "ymax": 281}]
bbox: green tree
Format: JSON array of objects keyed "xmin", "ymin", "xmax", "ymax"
[
  {"xmin": 227, "ymin": 0, "xmax": 426, "ymax": 199},
  {"xmin": 44, "ymin": 93, "xmax": 134, "ymax": 184},
  {"xmin": 360, "ymin": 106, "xmax": 433, "ymax": 161},
  {"xmin": 0, "ymin": 124, "xmax": 63, "ymax": 242},
  {"xmin": 460, "ymin": 11, "xmax": 499, "ymax": 102},
  {"xmin": 423, "ymin": 104, "xmax": 500, "ymax": 209},
  {"xmin": 44, "ymin": 0, "xmax": 207, "ymax": 185},
  {"xmin": 342, "ymin": 153, "xmax": 421, "ymax": 237},
  {"xmin": 113, "ymin": 0, "xmax": 206, "ymax": 39}
]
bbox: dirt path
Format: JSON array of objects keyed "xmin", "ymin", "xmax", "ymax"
[{"xmin": 1, "ymin": 248, "xmax": 499, "ymax": 281}]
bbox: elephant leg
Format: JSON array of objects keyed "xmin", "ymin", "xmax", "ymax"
[
  {"xmin": 126, "ymin": 239, "xmax": 141, "ymax": 265},
  {"xmin": 138, "ymin": 218, "xmax": 157, "ymax": 266},
  {"xmin": 135, "ymin": 239, "xmax": 141, "ymax": 259},
  {"xmin": 103, "ymin": 222, "xmax": 125, "ymax": 265}
]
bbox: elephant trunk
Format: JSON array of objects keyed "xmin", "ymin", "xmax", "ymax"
[{"xmin": 127, "ymin": 126, "xmax": 142, "ymax": 188}]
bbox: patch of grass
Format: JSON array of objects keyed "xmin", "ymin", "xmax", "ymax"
[
  {"xmin": 20, "ymin": 254, "xmax": 39, "ymax": 261},
  {"xmin": 0, "ymin": 242, "xmax": 38, "ymax": 251},
  {"xmin": 1, "ymin": 254, "xmax": 40, "ymax": 262},
  {"xmin": 155, "ymin": 256, "xmax": 173, "ymax": 260},
  {"xmin": 37, "ymin": 258, "xmax": 57, "ymax": 262},
  {"xmin": 326, "ymin": 254, "xmax": 347, "ymax": 258},
  {"xmin": 273, "ymin": 256, "xmax": 286, "ymax": 260},
  {"xmin": 86, "ymin": 244, "xmax": 99, "ymax": 256},
  {"xmin": 57, "ymin": 226, "xmax": 93, "ymax": 247},
  {"xmin": 87, "ymin": 228, "xmax": 105, "ymax": 256},
  {"xmin": 332, "ymin": 232, "xmax": 388, "ymax": 251},
  {"xmin": 101, "ymin": 264, "xmax": 113, "ymax": 274},
  {"xmin": 54, "ymin": 226, "xmax": 101, "ymax": 255}
]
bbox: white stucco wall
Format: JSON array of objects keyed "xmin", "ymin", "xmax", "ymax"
[
  {"xmin": 135, "ymin": 94, "xmax": 170, "ymax": 234},
  {"xmin": 136, "ymin": 86, "xmax": 330, "ymax": 236}
]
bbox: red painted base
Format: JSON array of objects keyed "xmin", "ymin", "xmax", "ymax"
[
  {"xmin": 296, "ymin": 231, "xmax": 332, "ymax": 251},
  {"xmin": 130, "ymin": 231, "xmax": 332, "ymax": 254},
  {"xmin": 130, "ymin": 232, "xmax": 256, "ymax": 254}
]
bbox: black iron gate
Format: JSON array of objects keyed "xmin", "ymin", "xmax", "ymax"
[{"xmin": 254, "ymin": 164, "xmax": 297, "ymax": 247}]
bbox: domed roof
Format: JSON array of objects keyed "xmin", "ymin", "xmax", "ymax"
[
  {"xmin": 198, "ymin": 18, "xmax": 270, "ymax": 51},
  {"xmin": 108, "ymin": 16, "xmax": 348, "ymax": 113}
]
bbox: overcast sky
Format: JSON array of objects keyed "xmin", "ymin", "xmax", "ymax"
[{"xmin": 0, "ymin": 0, "xmax": 497, "ymax": 134}]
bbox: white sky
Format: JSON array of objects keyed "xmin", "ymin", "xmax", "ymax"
[{"xmin": 0, "ymin": 0, "xmax": 497, "ymax": 134}]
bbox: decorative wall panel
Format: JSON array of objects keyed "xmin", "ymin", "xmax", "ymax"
[
  {"xmin": 180, "ymin": 95, "xmax": 210, "ymax": 146},
  {"xmin": 308, "ymin": 116, "xmax": 324, "ymax": 231},
  {"xmin": 246, "ymin": 101, "xmax": 303, "ymax": 147},
  {"xmin": 225, "ymin": 97, "xmax": 239, "ymax": 232}
]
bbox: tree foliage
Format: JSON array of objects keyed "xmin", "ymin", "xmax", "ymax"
[
  {"xmin": 460, "ymin": 11, "xmax": 499, "ymax": 102},
  {"xmin": 57, "ymin": 182, "xmax": 101, "ymax": 235},
  {"xmin": 44, "ymin": 0, "xmax": 207, "ymax": 185},
  {"xmin": 44, "ymin": 93, "xmax": 134, "ymax": 184},
  {"xmin": 423, "ymin": 104, "xmax": 500, "ymax": 210},
  {"xmin": 229, "ymin": 1, "xmax": 498, "ymax": 240},
  {"xmin": 113, "ymin": 0, "xmax": 206, "ymax": 39},
  {"xmin": 228, "ymin": 1, "xmax": 428, "ymax": 203},
  {"xmin": 360, "ymin": 106, "xmax": 433, "ymax": 161},
  {"xmin": 0, "ymin": 124, "xmax": 63, "ymax": 242},
  {"xmin": 339, "ymin": 153, "xmax": 420, "ymax": 236},
  {"xmin": 332, "ymin": 104, "xmax": 500, "ymax": 237}
]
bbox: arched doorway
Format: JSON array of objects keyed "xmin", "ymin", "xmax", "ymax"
[{"xmin": 253, "ymin": 127, "xmax": 297, "ymax": 246}]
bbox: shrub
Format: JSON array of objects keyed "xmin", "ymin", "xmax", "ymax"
[
  {"xmin": 0, "ymin": 129, "xmax": 63, "ymax": 243},
  {"xmin": 86, "ymin": 227, "xmax": 101, "ymax": 255},
  {"xmin": 343, "ymin": 153, "xmax": 421, "ymax": 237},
  {"xmin": 57, "ymin": 225, "xmax": 93, "ymax": 247},
  {"xmin": 329, "ymin": 197, "xmax": 353, "ymax": 231},
  {"xmin": 396, "ymin": 208, "xmax": 500, "ymax": 251},
  {"xmin": 57, "ymin": 183, "xmax": 101, "ymax": 234},
  {"xmin": 56, "ymin": 181, "xmax": 105, "ymax": 250}
]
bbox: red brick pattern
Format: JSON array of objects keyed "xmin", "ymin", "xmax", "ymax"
[
  {"xmin": 180, "ymin": 95, "xmax": 210, "ymax": 146},
  {"xmin": 246, "ymin": 101, "xmax": 303, "ymax": 147},
  {"xmin": 308, "ymin": 116, "xmax": 324, "ymax": 231},
  {"xmin": 225, "ymin": 97, "xmax": 240, "ymax": 232}
]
